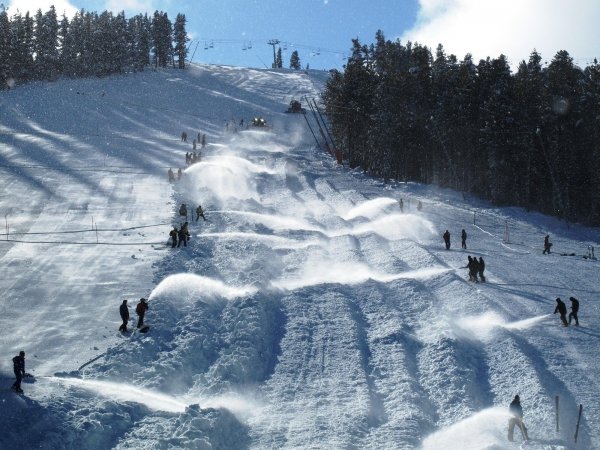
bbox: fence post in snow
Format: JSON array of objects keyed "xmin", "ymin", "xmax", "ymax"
[
  {"xmin": 555, "ymin": 395, "xmax": 559, "ymax": 432},
  {"xmin": 574, "ymin": 404, "xmax": 583, "ymax": 443}
]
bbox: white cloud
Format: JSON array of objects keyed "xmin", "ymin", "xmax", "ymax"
[
  {"xmin": 402, "ymin": 0, "xmax": 600, "ymax": 68},
  {"xmin": 7, "ymin": 0, "xmax": 78, "ymax": 17}
]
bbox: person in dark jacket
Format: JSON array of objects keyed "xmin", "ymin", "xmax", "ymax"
[
  {"xmin": 554, "ymin": 297, "xmax": 568, "ymax": 326},
  {"xmin": 443, "ymin": 230, "xmax": 451, "ymax": 250},
  {"xmin": 179, "ymin": 203, "xmax": 188, "ymax": 218},
  {"xmin": 478, "ymin": 257, "xmax": 486, "ymax": 282},
  {"xmin": 463, "ymin": 256, "xmax": 478, "ymax": 282},
  {"xmin": 11, "ymin": 351, "xmax": 25, "ymax": 393},
  {"xmin": 177, "ymin": 222, "xmax": 190, "ymax": 247},
  {"xmin": 136, "ymin": 298, "xmax": 148, "ymax": 328},
  {"xmin": 169, "ymin": 227, "xmax": 178, "ymax": 248},
  {"xmin": 568, "ymin": 296, "xmax": 580, "ymax": 326},
  {"xmin": 543, "ymin": 234, "xmax": 552, "ymax": 254},
  {"xmin": 195, "ymin": 205, "xmax": 207, "ymax": 222},
  {"xmin": 119, "ymin": 299, "xmax": 129, "ymax": 332},
  {"xmin": 508, "ymin": 395, "xmax": 529, "ymax": 442},
  {"xmin": 461, "ymin": 229, "xmax": 467, "ymax": 249}
]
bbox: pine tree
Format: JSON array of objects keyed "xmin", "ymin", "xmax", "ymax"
[
  {"xmin": 276, "ymin": 47, "xmax": 283, "ymax": 68},
  {"xmin": 290, "ymin": 50, "xmax": 300, "ymax": 70},
  {"xmin": 173, "ymin": 13, "xmax": 188, "ymax": 69},
  {"xmin": 151, "ymin": 11, "xmax": 172, "ymax": 68},
  {"xmin": 0, "ymin": 9, "xmax": 11, "ymax": 88}
]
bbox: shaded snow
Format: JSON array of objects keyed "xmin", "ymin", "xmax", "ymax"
[{"xmin": 0, "ymin": 64, "xmax": 598, "ymax": 450}]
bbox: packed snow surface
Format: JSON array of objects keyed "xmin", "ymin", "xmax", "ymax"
[{"xmin": 1, "ymin": 64, "xmax": 599, "ymax": 450}]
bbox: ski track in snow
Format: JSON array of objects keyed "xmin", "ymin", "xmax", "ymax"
[{"xmin": 0, "ymin": 64, "xmax": 598, "ymax": 450}]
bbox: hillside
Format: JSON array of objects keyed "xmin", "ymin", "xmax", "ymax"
[{"xmin": 0, "ymin": 64, "xmax": 599, "ymax": 450}]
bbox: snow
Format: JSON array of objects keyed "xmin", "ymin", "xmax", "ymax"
[{"xmin": 0, "ymin": 63, "xmax": 598, "ymax": 450}]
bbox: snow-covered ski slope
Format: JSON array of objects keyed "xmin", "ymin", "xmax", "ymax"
[{"xmin": 0, "ymin": 63, "xmax": 599, "ymax": 450}]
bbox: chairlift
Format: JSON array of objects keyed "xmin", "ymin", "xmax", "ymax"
[
  {"xmin": 209, "ymin": 41, "xmax": 214, "ymax": 48},
  {"xmin": 204, "ymin": 41, "xmax": 209, "ymax": 50},
  {"xmin": 242, "ymin": 42, "xmax": 247, "ymax": 51},
  {"xmin": 248, "ymin": 41, "xmax": 252, "ymax": 49}
]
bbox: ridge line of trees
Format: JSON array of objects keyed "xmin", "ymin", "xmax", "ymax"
[
  {"xmin": 0, "ymin": 6, "xmax": 188, "ymax": 87},
  {"xmin": 322, "ymin": 30, "xmax": 600, "ymax": 225}
]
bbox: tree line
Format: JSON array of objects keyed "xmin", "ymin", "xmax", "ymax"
[
  {"xmin": 0, "ymin": 6, "xmax": 188, "ymax": 86},
  {"xmin": 322, "ymin": 31, "xmax": 600, "ymax": 226}
]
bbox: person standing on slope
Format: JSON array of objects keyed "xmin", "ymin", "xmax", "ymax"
[
  {"xmin": 169, "ymin": 226, "xmax": 179, "ymax": 248},
  {"xmin": 11, "ymin": 351, "xmax": 26, "ymax": 393},
  {"xmin": 443, "ymin": 230, "xmax": 451, "ymax": 250},
  {"xmin": 478, "ymin": 257, "xmax": 486, "ymax": 283},
  {"xmin": 119, "ymin": 299, "xmax": 130, "ymax": 332},
  {"xmin": 461, "ymin": 229, "xmax": 467, "ymax": 249},
  {"xmin": 568, "ymin": 296, "xmax": 580, "ymax": 326},
  {"xmin": 543, "ymin": 234, "xmax": 552, "ymax": 254},
  {"xmin": 508, "ymin": 395, "xmax": 529, "ymax": 442},
  {"xmin": 136, "ymin": 298, "xmax": 149, "ymax": 328},
  {"xmin": 177, "ymin": 222, "xmax": 190, "ymax": 247},
  {"xmin": 554, "ymin": 297, "xmax": 568, "ymax": 326},
  {"xmin": 196, "ymin": 205, "xmax": 207, "ymax": 222}
]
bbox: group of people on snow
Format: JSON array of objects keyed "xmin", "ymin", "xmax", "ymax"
[
  {"xmin": 119, "ymin": 298, "xmax": 148, "ymax": 333},
  {"xmin": 554, "ymin": 296, "xmax": 580, "ymax": 327},
  {"xmin": 397, "ymin": 198, "xmax": 423, "ymax": 213},
  {"xmin": 462, "ymin": 255, "xmax": 486, "ymax": 282},
  {"xmin": 185, "ymin": 152, "xmax": 201, "ymax": 166},
  {"xmin": 168, "ymin": 167, "xmax": 183, "ymax": 183}
]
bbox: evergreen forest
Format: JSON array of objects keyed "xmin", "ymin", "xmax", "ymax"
[
  {"xmin": 322, "ymin": 31, "xmax": 600, "ymax": 226},
  {"xmin": 0, "ymin": 6, "xmax": 188, "ymax": 85}
]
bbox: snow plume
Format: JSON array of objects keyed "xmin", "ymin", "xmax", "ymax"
[
  {"xmin": 150, "ymin": 273, "xmax": 257, "ymax": 308},
  {"xmin": 421, "ymin": 406, "xmax": 512, "ymax": 450},
  {"xmin": 184, "ymin": 154, "xmax": 277, "ymax": 204},
  {"xmin": 420, "ymin": 312, "xmax": 552, "ymax": 343},
  {"xmin": 336, "ymin": 213, "xmax": 437, "ymax": 242},
  {"xmin": 271, "ymin": 257, "xmax": 449, "ymax": 291},
  {"xmin": 201, "ymin": 231, "xmax": 324, "ymax": 249},
  {"xmin": 216, "ymin": 210, "xmax": 323, "ymax": 233},
  {"xmin": 50, "ymin": 377, "xmax": 187, "ymax": 413},
  {"xmin": 197, "ymin": 393, "xmax": 260, "ymax": 422},
  {"xmin": 343, "ymin": 197, "xmax": 400, "ymax": 220}
]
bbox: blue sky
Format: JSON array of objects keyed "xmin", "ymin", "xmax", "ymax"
[{"xmin": 6, "ymin": 0, "xmax": 600, "ymax": 70}]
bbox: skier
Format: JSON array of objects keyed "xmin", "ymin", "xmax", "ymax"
[
  {"xmin": 181, "ymin": 131, "xmax": 187, "ymax": 142},
  {"xmin": 478, "ymin": 257, "xmax": 486, "ymax": 282},
  {"xmin": 201, "ymin": 134, "xmax": 206, "ymax": 149},
  {"xmin": 508, "ymin": 395, "xmax": 529, "ymax": 442},
  {"xmin": 119, "ymin": 299, "xmax": 129, "ymax": 332},
  {"xmin": 554, "ymin": 297, "xmax": 568, "ymax": 326},
  {"xmin": 168, "ymin": 168, "xmax": 175, "ymax": 183},
  {"xmin": 543, "ymin": 234, "xmax": 552, "ymax": 254},
  {"xmin": 11, "ymin": 351, "xmax": 25, "ymax": 393},
  {"xmin": 196, "ymin": 204, "xmax": 207, "ymax": 222},
  {"xmin": 443, "ymin": 230, "xmax": 451, "ymax": 250},
  {"xmin": 179, "ymin": 203, "xmax": 188, "ymax": 218},
  {"xmin": 177, "ymin": 222, "xmax": 190, "ymax": 247},
  {"xmin": 177, "ymin": 168, "xmax": 182, "ymax": 180},
  {"xmin": 192, "ymin": 139, "xmax": 197, "ymax": 151},
  {"xmin": 169, "ymin": 227, "xmax": 178, "ymax": 248},
  {"xmin": 399, "ymin": 198, "xmax": 404, "ymax": 212},
  {"xmin": 417, "ymin": 200, "xmax": 422, "ymax": 211},
  {"xmin": 568, "ymin": 296, "xmax": 580, "ymax": 326},
  {"xmin": 135, "ymin": 298, "xmax": 148, "ymax": 328},
  {"xmin": 461, "ymin": 229, "xmax": 467, "ymax": 249}
]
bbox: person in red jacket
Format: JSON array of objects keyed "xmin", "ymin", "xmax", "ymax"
[{"xmin": 136, "ymin": 298, "xmax": 148, "ymax": 328}]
